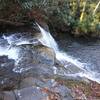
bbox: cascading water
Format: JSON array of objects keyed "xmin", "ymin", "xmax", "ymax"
[
  {"xmin": 0, "ymin": 23, "xmax": 100, "ymax": 83},
  {"xmin": 0, "ymin": 35, "xmax": 19, "ymax": 60},
  {"xmin": 37, "ymin": 23, "xmax": 100, "ymax": 83},
  {"xmin": 37, "ymin": 24, "xmax": 59, "ymax": 51},
  {"xmin": 0, "ymin": 33, "xmax": 31, "ymax": 61},
  {"xmin": 37, "ymin": 23, "xmax": 86, "ymax": 69}
]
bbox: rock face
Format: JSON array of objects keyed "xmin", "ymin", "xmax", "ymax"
[
  {"xmin": 2, "ymin": 78, "xmax": 73, "ymax": 100},
  {"xmin": 14, "ymin": 44, "xmax": 55, "ymax": 77},
  {"xmin": 0, "ymin": 32, "xmax": 56, "ymax": 89},
  {"xmin": 0, "ymin": 56, "xmax": 20, "ymax": 91},
  {"xmin": 0, "ymin": 39, "xmax": 73, "ymax": 100},
  {"xmin": 0, "ymin": 26, "xmax": 92, "ymax": 100},
  {"xmin": 31, "ymin": 45, "xmax": 55, "ymax": 65},
  {"xmin": 0, "ymin": 24, "xmax": 91, "ymax": 99}
]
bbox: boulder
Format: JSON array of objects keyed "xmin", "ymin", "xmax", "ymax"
[
  {"xmin": 32, "ymin": 45, "xmax": 55, "ymax": 65},
  {"xmin": 0, "ymin": 37, "xmax": 55, "ymax": 91},
  {"xmin": 0, "ymin": 56, "xmax": 20, "ymax": 91},
  {"xmin": 17, "ymin": 44, "xmax": 55, "ymax": 67},
  {"xmin": 2, "ymin": 79, "xmax": 73, "ymax": 100},
  {"xmin": 12, "ymin": 44, "xmax": 55, "ymax": 80}
]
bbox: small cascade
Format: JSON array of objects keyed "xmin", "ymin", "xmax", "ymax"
[
  {"xmin": 37, "ymin": 23, "xmax": 86, "ymax": 69},
  {"xmin": 0, "ymin": 33, "xmax": 30, "ymax": 61},
  {"xmin": 0, "ymin": 35, "xmax": 19, "ymax": 60},
  {"xmin": 0, "ymin": 23, "xmax": 100, "ymax": 83},
  {"xmin": 37, "ymin": 23, "xmax": 100, "ymax": 83},
  {"xmin": 0, "ymin": 46, "xmax": 19, "ymax": 60},
  {"xmin": 0, "ymin": 33, "xmax": 33, "ymax": 60},
  {"xmin": 37, "ymin": 23, "xmax": 59, "ymax": 51}
]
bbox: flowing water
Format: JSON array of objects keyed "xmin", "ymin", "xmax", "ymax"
[
  {"xmin": 0, "ymin": 23, "xmax": 100, "ymax": 83},
  {"xmin": 37, "ymin": 23, "xmax": 100, "ymax": 83}
]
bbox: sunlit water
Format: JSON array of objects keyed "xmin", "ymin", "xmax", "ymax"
[
  {"xmin": 37, "ymin": 23, "xmax": 100, "ymax": 83},
  {"xmin": 0, "ymin": 33, "xmax": 34, "ymax": 62},
  {"xmin": 0, "ymin": 24, "xmax": 100, "ymax": 83},
  {"xmin": 37, "ymin": 23, "xmax": 87, "ymax": 69},
  {"xmin": 0, "ymin": 46, "xmax": 19, "ymax": 60}
]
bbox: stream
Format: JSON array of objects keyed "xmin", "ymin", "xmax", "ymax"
[
  {"xmin": 0, "ymin": 23, "xmax": 100, "ymax": 82},
  {"xmin": 0, "ymin": 23, "xmax": 100, "ymax": 99},
  {"xmin": 38, "ymin": 24, "xmax": 100, "ymax": 83}
]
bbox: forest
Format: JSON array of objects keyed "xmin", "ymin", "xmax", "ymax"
[{"xmin": 0, "ymin": 0, "xmax": 100, "ymax": 36}]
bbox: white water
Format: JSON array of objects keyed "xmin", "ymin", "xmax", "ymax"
[
  {"xmin": 37, "ymin": 24, "xmax": 58, "ymax": 51},
  {"xmin": 37, "ymin": 23, "xmax": 100, "ymax": 83},
  {"xmin": 0, "ymin": 34, "xmax": 31, "ymax": 60},
  {"xmin": 0, "ymin": 46, "xmax": 19, "ymax": 60},
  {"xmin": 0, "ymin": 34, "xmax": 19, "ymax": 60},
  {"xmin": 0, "ymin": 24, "xmax": 100, "ymax": 83},
  {"xmin": 1, "ymin": 33, "xmax": 38, "ymax": 60},
  {"xmin": 3, "ymin": 34, "xmax": 31, "ymax": 46},
  {"xmin": 37, "ymin": 23, "xmax": 86, "ymax": 69}
]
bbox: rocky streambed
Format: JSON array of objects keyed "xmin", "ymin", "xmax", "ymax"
[{"xmin": 0, "ymin": 24, "xmax": 100, "ymax": 100}]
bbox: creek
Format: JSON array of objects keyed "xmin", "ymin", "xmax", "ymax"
[{"xmin": 0, "ymin": 23, "xmax": 100, "ymax": 83}]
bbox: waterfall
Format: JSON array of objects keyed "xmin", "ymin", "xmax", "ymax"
[
  {"xmin": 0, "ymin": 35, "xmax": 19, "ymax": 60},
  {"xmin": 37, "ymin": 23, "xmax": 86, "ymax": 70},
  {"xmin": 0, "ymin": 46, "xmax": 19, "ymax": 60},
  {"xmin": 37, "ymin": 23, "xmax": 100, "ymax": 83},
  {"xmin": 37, "ymin": 24, "xmax": 59, "ymax": 51},
  {"xmin": 1, "ymin": 33, "xmax": 31, "ymax": 60},
  {"xmin": 0, "ymin": 23, "xmax": 100, "ymax": 83}
]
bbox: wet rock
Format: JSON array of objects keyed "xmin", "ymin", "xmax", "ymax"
[
  {"xmin": 15, "ymin": 87, "xmax": 47, "ymax": 100},
  {"xmin": 0, "ymin": 56, "xmax": 14, "ymax": 75},
  {"xmin": 0, "ymin": 38, "xmax": 8, "ymax": 47},
  {"xmin": 18, "ymin": 44, "xmax": 55, "ymax": 65},
  {"xmin": 0, "ymin": 92, "xmax": 4, "ymax": 100},
  {"xmin": 20, "ymin": 77, "xmax": 55, "ymax": 89},
  {"xmin": 53, "ymin": 85, "xmax": 72, "ymax": 98},
  {"xmin": 19, "ymin": 77, "xmax": 36, "ymax": 89},
  {"xmin": 11, "ymin": 44, "xmax": 55, "ymax": 82},
  {"xmin": 14, "ymin": 63, "xmax": 54, "ymax": 80},
  {"xmin": 0, "ymin": 56, "xmax": 20, "ymax": 91},
  {"xmin": 2, "ymin": 79, "xmax": 73, "ymax": 100},
  {"xmin": 3, "ymin": 91, "xmax": 16, "ymax": 100},
  {"xmin": 38, "ymin": 79, "xmax": 73, "ymax": 99},
  {"xmin": 0, "ymin": 39, "xmax": 55, "ymax": 91},
  {"xmin": 19, "ymin": 77, "xmax": 51, "ymax": 91},
  {"xmin": 40, "ymin": 81, "xmax": 73, "ymax": 100},
  {"xmin": 16, "ymin": 44, "xmax": 55, "ymax": 71},
  {"xmin": 2, "ymin": 87, "xmax": 47, "ymax": 100},
  {"xmin": 32, "ymin": 45, "xmax": 55, "ymax": 65},
  {"xmin": 55, "ymin": 60, "xmax": 84, "ymax": 76},
  {"xmin": 64, "ymin": 63, "xmax": 84, "ymax": 74}
]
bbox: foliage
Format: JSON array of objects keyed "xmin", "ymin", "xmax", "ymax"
[
  {"xmin": 20, "ymin": 0, "xmax": 99, "ymax": 36},
  {"xmin": 0, "ymin": 0, "xmax": 100, "ymax": 36}
]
